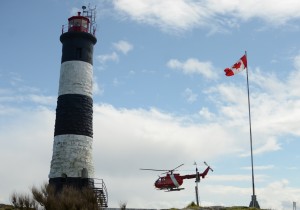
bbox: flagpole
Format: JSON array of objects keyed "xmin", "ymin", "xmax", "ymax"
[{"xmin": 245, "ymin": 51, "xmax": 260, "ymax": 208}]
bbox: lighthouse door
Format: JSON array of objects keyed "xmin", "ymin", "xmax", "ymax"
[{"xmin": 81, "ymin": 168, "xmax": 88, "ymax": 178}]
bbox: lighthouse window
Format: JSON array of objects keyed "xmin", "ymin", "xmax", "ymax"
[
  {"xmin": 74, "ymin": 19, "xmax": 81, "ymax": 26},
  {"xmin": 68, "ymin": 20, "xmax": 74, "ymax": 28},
  {"xmin": 76, "ymin": 48, "xmax": 82, "ymax": 59},
  {"xmin": 82, "ymin": 20, "xmax": 88, "ymax": 28}
]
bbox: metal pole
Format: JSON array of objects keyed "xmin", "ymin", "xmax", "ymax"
[
  {"xmin": 245, "ymin": 51, "xmax": 260, "ymax": 208},
  {"xmin": 195, "ymin": 183, "xmax": 199, "ymax": 206},
  {"xmin": 195, "ymin": 165, "xmax": 200, "ymax": 206}
]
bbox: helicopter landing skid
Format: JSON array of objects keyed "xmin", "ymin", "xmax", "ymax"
[{"xmin": 166, "ymin": 188, "xmax": 185, "ymax": 192}]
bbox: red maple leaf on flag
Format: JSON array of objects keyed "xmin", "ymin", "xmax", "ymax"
[{"xmin": 232, "ymin": 61, "xmax": 242, "ymax": 69}]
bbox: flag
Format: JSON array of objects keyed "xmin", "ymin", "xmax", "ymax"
[{"xmin": 224, "ymin": 54, "xmax": 247, "ymax": 76}]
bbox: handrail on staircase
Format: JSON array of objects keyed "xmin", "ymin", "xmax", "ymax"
[{"xmin": 91, "ymin": 178, "xmax": 108, "ymax": 207}]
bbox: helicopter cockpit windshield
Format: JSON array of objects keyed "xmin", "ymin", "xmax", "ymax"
[{"xmin": 155, "ymin": 177, "xmax": 164, "ymax": 184}]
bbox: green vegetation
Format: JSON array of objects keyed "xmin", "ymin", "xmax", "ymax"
[
  {"xmin": 0, "ymin": 204, "xmax": 14, "ymax": 210},
  {"xmin": 2, "ymin": 197, "xmax": 262, "ymax": 210},
  {"xmin": 7, "ymin": 183, "xmax": 100, "ymax": 210},
  {"xmin": 0, "ymin": 203, "xmax": 263, "ymax": 210},
  {"xmin": 119, "ymin": 201, "xmax": 127, "ymax": 210},
  {"xmin": 185, "ymin": 201, "xmax": 199, "ymax": 209},
  {"xmin": 182, "ymin": 202, "xmax": 261, "ymax": 210}
]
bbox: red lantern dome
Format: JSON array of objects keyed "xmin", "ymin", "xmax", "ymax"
[{"xmin": 68, "ymin": 12, "xmax": 90, "ymax": 33}]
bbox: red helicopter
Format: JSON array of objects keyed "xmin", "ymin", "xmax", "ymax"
[{"xmin": 140, "ymin": 162, "xmax": 213, "ymax": 191}]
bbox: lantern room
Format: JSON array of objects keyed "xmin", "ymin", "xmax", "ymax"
[{"xmin": 68, "ymin": 12, "xmax": 90, "ymax": 33}]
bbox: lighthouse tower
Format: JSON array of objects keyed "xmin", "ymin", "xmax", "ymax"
[{"xmin": 49, "ymin": 6, "xmax": 107, "ymax": 207}]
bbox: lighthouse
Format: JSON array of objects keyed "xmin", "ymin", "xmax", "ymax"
[{"xmin": 49, "ymin": 6, "xmax": 107, "ymax": 207}]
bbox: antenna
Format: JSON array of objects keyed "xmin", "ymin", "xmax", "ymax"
[{"xmin": 81, "ymin": 4, "xmax": 97, "ymax": 35}]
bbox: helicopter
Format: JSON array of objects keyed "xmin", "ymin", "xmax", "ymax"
[{"xmin": 140, "ymin": 162, "xmax": 213, "ymax": 192}]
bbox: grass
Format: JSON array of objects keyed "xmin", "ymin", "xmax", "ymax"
[
  {"xmin": 1, "ymin": 199, "xmax": 262, "ymax": 210},
  {"xmin": 6, "ymin": 182, "xmax": 100, "ymax": 210},
  {"xmin": 0, "ymin": 204, "xmax": 16, "ymax": 210},
  {"xmin": 0, "ymin": 203, "xmax": 262, "ymax": 210},
  {"xmin": 0, "ymin": 205, "xmax": 262, "ymax": 210}
]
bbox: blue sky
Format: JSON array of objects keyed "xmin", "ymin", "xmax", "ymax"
[{"xmin": 1, "ymin": 0, "xmax": 300, "ymax": 209}]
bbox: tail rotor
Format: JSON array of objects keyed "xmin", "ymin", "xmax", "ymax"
[{"xmin": 204, "ymin": 161, "xmax": 214, "ymax": 172}]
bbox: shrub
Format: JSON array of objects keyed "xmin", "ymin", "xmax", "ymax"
[
  {"xmin": 186, "ymin": 201, "xmax": 199, "ymax": 209},
  {"xmin": 11, "ymin": 182, "xmax": 100, "ymax": 210},
  {"xmin": 10, "ymin": 192, "xmax": 37, "ymax": 210},
  {"xmin": 119, "ymin": 201, "xmax": 127, "ymax": 210}
]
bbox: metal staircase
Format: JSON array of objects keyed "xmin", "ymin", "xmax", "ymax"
[{"xmin": 90, "ymin": 178, "xmax": 108, "ymax": 209}]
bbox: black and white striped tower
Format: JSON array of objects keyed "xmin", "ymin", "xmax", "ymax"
[{"xmin": 49, "ymin": 6, "xmax": 97, "ymax": 191}]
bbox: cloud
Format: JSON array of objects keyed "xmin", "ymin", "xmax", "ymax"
[
  {"xmin": 93, "ymin": 103, "xmax": 239, "ymax": 168},
  {"xmin": 8, "ymin": 72, "xmax": 24, "ymax": 86},
  {"xmin": 113, "ymin": 40, "xmax": 133, "ymax": 54},
  {"xmin": 93, "ymin": 76, "xmax": 103, "ymax": 95},
  {"xmin": 28, "ymin": 94, "xmax": 56, "ymax": 106},
  {"xmin": 209, "ymin": 174, "xmax": 268, "ymax": 182},
  {"xmin": 0, "ymin": 73, "xmax": 56, "ymax": 107},
  {"xmin": 97, "ymin": 52, "xmax": 119, "ymax": 64},
  {"xmin": 112, "ymin": 0, "xmax": 300, "ymax": 33},
  {"xmin": 199, "ymin": 107, "xmax": 216, "ymax": 121},
  {"xmin": 203, "ymin": 53, "xmax": 300, "ymax": 155},
  {"xmin": 253, "ymin": 138, "xmax": 282, "ymax": 155},
  {"xmin": 0, "ymin": 107, "xmax": 54, "ymax": 203},
  {"xmin": 113, "ymin": 0, "xmax": 207, "ymax": 33},
  {"xmin": 206, "ymin": 0, "xmax": 300, "ymax": 25},
  {"xmin": 182, "ymin": 88, "xmax": 198, "ymax": 103},
  {"xmin": 239, "ymin": 137, "xmax": 282, "ymax": 157},
  {"xmin": 112, "ymin": 78, "xmax": 120, "ymax": 87},
  {"xmin": 258, "ymin": 179, "xmax": 300, "ymax": 209},
  {"xmin": 167, "ymin": 58, "xmax": 218, "ymax": 79},
  {"xmin": 241, "ymin": 165, "xmax": 275, "ymax": 171},
  {"xmin": 200, "ymin": 179, "xmax": 300, "ymax": 209},
  {"xmin": 97, "ymin": 40, "xmax": 133, "ymax": 65}
]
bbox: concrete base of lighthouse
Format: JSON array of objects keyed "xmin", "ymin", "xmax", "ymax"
[
  {"xmin": 49, "ymin": 177, "xmax": 108, "ymax": 208},
  {"xmin": 49, "ymin": 177, "xmax": 94, "ymax": 192}
]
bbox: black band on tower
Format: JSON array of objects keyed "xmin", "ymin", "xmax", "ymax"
[
  {"xmin": 54, "ymin": 94, "xmax": 93, "ymax": 137},
  {"xmin": 49, "ymin": 177, "xmax": 94, "ymax": 192},
  {"xmin": 60, "ymin": 32, "xmax": 97, "ymax": 65}
]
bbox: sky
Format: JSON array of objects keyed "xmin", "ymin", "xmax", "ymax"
[{"xmin": 1, "ymin": 0, "xmax": 300, "ymax": 209}]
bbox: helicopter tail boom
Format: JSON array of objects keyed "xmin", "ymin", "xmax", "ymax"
[{"xmin": 180, "ymin": 165, "xmax": 212, "ymax": 180}]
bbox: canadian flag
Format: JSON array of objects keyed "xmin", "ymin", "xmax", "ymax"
[{"xmin": 224, "ymin": 54, "xmax": 247, "ymax": 76}]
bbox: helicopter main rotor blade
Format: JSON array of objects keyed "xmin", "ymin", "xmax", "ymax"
[
  {"xmin": 140, "ymin": 168, "xmax": 169, "ymax": 172},
  {"xmin": 172, "ymin": 163, "xmax": 184, "ymax": 171},
  {"xmin": 140, "ymin": 163, "xmax": 184, "ymax": 173}
]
